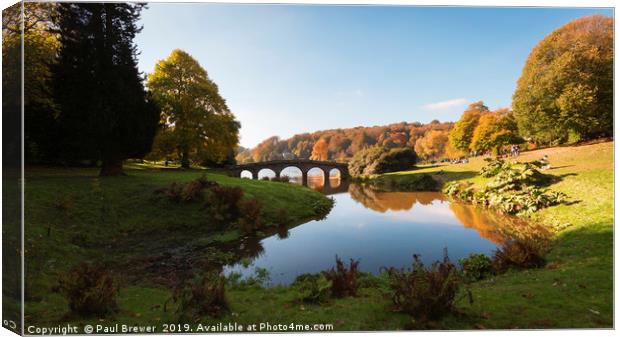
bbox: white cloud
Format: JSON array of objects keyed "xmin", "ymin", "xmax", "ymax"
[{"xmin": 423, "ymin": 98, "xmax": 468, "ymax": 110}]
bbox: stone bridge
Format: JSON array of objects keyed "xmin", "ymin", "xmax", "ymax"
[{"xmin": 227, "ymin": 159, "xmax": 350, "ymax": 185}]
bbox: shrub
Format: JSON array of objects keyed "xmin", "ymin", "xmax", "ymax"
[
  {"xmin": 493, "ymin": 237, "xmax": 548, "ymax": 272},
  {"xmin": 459, "ymin": 254, "xmax": 494, "ymax": 282},
  {"xmin": 155, "ymin": 175, "xmax": 217, "ymax": 203},
  {"xmin": 292, "ymin": 274, "xmax": 332, "ymax": 304},
  {"xmin": 444, "ymin": 159, "xmax": 567, "ymax": 216},
  {"xmin": 237, "ymin": 199, "xmax": 263, "ymax": 233},
  {"xmin": 172, "ymin": 271, "xmax": 228, "ymax": 321},
  {"xmin": 479, "ymin": 158, "xmax": 510, "ymax": 177},
  {"xmin": 385, "ymin": 250, "xmax": 459, "ymax": 321},
  {"xmin": 374, "ymin": 174, "xmax": 438, "ymax": 191},
  {"xmin": 349, "ymin": 145, "xmax": 418, "ymax": 178},
  {"xmin": 154, "ymin": 182, "xmax": 184, "ymax": 203},
  {"xmin": 312, "ymin": 198, "xmax": 334, "ymax": 220},
  {"xmin": 205, "ymin": 186, "xmax": 245, "ymax": 226},
  {"xmin": 324, "ymin": 256, "xmax": 359, "ymax": 298},
  {"xmin": 57, "ymin": 263, "xmax": 117, "ymax": 317},
  {"xmin": 270, "ymin": 176, "xmax": 291, "ymax": 183}
]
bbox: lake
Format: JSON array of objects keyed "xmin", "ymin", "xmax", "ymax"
[{"xmin": 225, "ymin": 176, "xmax": 518, "ymax": 285}]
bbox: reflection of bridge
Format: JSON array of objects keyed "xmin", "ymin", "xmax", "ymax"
[{"xmin": 227, "ymin": 159, "xmax": 350, "ymax": 185}]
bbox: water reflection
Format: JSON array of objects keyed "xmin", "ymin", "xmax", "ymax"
[{"xmin": 225, "ymin": 182, "xmax": 528, "ymax": 285}]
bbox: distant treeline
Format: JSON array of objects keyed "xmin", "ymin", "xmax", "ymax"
[{"xmin": 236, "ymin": 120, "xmax": 455, "ymax": 163}]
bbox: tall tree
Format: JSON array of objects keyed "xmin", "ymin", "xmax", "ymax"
[
  {"xmin": 4, "ymin": 2, "xmax": 59, "ymax": 162},
  {"xmin": 51, "ymin": 3, "xmax": 160, "ymax": 175},
  {"xmin": 147, "ymin": 49, "xmax": 239, "ymax": 168},
  {"xmin": 512, "ymin": 15, "xmax": 613, "ymax": 145},
  {"xmin": 448, "ymin": 101, "xmax": 489, "ymax": 153}
]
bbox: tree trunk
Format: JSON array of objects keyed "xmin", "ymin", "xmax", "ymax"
[
  {"xmin": 100, "ymin": 158, "xmax": 125, "ymax": 176},
  {"xmin": 181, "ymin": 151, "xmax": 190, "ymax": 169}
]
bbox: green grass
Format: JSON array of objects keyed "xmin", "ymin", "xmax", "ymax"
[
  {"xmin": 376, "ymin": 141, "xmax": 614, "ymax": 328},
  {"xmin": 23, "ymin": 165, "xmax": 333, "ymax": 326},
  {"xmin": 22, "ymin": 141, "xmax": 613, "ymax": 329}
]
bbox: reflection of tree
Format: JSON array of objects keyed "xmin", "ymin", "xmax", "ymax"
[
  {"xmin": 449, "ymin": 202, "xmax": 508, "ymax": 244},
  {"xmin": 347, "ymin": 184, "xmax": 444, "ymax": 212},
  {"xmin": 449, "ymin": 202, "xmax": 549, "ymax": 245}
]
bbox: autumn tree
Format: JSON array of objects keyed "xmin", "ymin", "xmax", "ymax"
[
  {"xmin": 512, "ymin": 15, "xmax": 613, "ymax": 144},
  {"xmin": 414, "ymin": 130, "xmax": 449, "ymax": 160},
  {"xmin": 51, "ymin": 3, "xmax": 160, "ymax": 175},
  {"xmin": 311, "ymin": 138, "xmax": 329, "ymax": 161},
  {"xmin": 470, "ymin": 108, "xmax": 521, "ymax": 154},
  {"xmin": 147, "ymin": 49, "xmax": 239, "ymax": 168},
  {"xmin": 3, "ymin": 3, "xmax": 61, "ymax": 162},
  {"xmin": 448, "ymin": 101, "xmax": 489, "ymax": 153}
]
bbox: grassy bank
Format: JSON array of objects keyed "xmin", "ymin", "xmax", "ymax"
[
  {"xmin": 23, "ymin": 141, "xmax": 613, "ymax": 329},
  {"xmin": 24, "ymin": 165, "xmax": 333, "ymax": 325},
  {"xmin": 378, "ymin": 141, "xmax": 613, "ymax": 328}
]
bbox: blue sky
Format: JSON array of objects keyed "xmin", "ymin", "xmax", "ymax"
[{"xmin": 135, "ymin": 4, "xmax": 613, "ymax": 148}]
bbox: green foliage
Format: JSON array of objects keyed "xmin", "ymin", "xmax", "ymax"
[
  {"xmin": 458, "ymin": 254, "xmax": 494, "ymax": 282},
  {"xmin": 172, "ymin": 272, "xmax": 229, "ymax": 321},
  {"xmin": 512, "ymin": 15, "xmax": 613, "ymax": 144},
  {"xmin": 292, "ymin": 274, "xmax": 332, "ymax": 304},
  {"xmin": 385, "ymin": 250, "xmax": 460, "ymax": 321},
  {"xmin": 324, "ymin": 256, "xmax": 360, "ymax": 298},
  {"xmin": 3, "ymin": 3, "xmax": 61, "ymax": 163},
  {"xmin": 311, "ymin": 198, "xmax": 335, "ymax": 220},
  {"xmin": 57, "ymin": 263, "xmax": 117, "ymax": 317},
  {"xmin": 270, "ymin": 176, "xmax": 291, "ymax": 183},
  {"xmin": 51, "ymin": 3, "xmax": 160, "ymax": 175},
  {"xmin": 444, "ymin": 159, "xmax": 566, "ymax": 216},
  {"xmin": 349, "ymin": 146, "xmax": 417, "ymax": 178},
  {"xmin": 479, "ymin": 158, "xmax": 511, "ymax": 177},
  {"xmin": 372, "ymin": 173, "xmax": 439, "ymax": 191},
  {"xmin": 147, "ymin": 49, "xmax": 240, "ymax": 168},
  {"xmin": 227, "ymin": 268, "xmax": 271, "ymax": 289},
  {"xmin": 493, "ymin": 237, "xmax": 549, "ymax": 272}
]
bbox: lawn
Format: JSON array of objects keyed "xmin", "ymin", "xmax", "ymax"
[
  {"xmin": 22, "ymin": 141, "xmax": 613, "ymax": 330},
  {"xmin": 23, "ymin": 165, "xmax": 333, "ymax": 326},
  {"xmin": 380, "ymin": 141, "xmax": 614, "ymax": 328}
]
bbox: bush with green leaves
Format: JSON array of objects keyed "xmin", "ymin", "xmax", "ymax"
[
  {"xmin": 349, "ymin": 145, "xmax": 417, "ymax": 178},
  {"xmin": 292, "ymin": 273, "xmax": 332, "ymax": 304},
  {"xmin": 373, "ymin": 174, "xmax": 439, "ymax": 191},
  {"xmin": 444, "ymin": 159, "xmax": 566, "ymax": 216},
  {"xmin": 385, "ymin": 250, "xmax": 460, "ymax": 321},
  {"xmin": 459, "ymin": 254, "xmax": 494, "ymax": 282}
]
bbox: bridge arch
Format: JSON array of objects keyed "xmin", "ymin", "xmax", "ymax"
[
  {"xmin": 240, "ymin": 170, "xmax": 253, "ymax": 179},
  {"xmin": 281, "ymin": 166, "xmax": 303, "ymax": 184},
  {"xmin": 329, "ymin": 168, "xmax": 342, "ymax": 178},
  {"xmin": 226, "ymin": 159, "xmax": 350, "ymax": 184},
  {"xmin": 258, "ymin": 168, "xmax": 276, "ymax": 180}
]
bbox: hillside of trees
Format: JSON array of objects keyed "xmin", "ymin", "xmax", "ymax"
[{"xmin": 236, "ymin": 120, "xmax": 455, "ymax": 164}]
